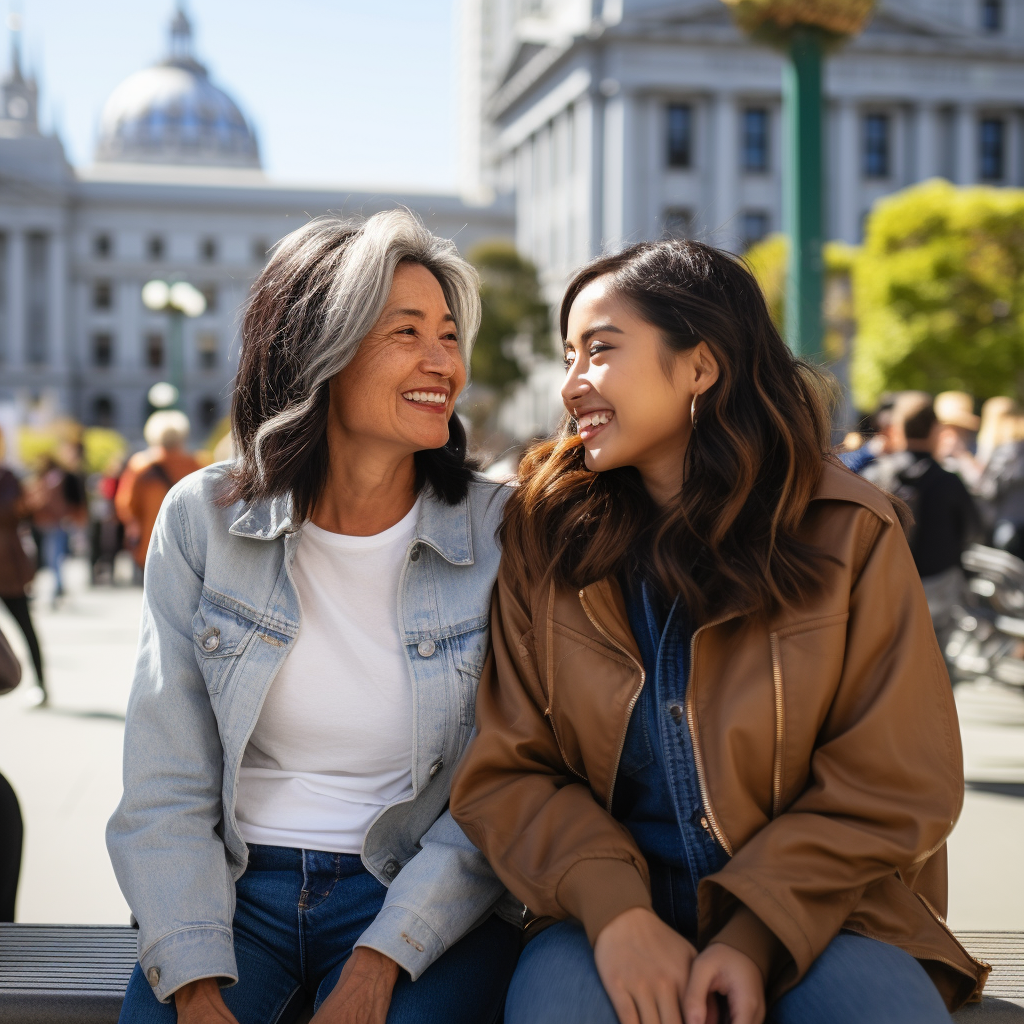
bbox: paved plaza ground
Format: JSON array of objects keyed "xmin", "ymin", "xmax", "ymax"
[{"xmin": 0, "ymin": 563, "xmax": 1023, "ymax": 929}]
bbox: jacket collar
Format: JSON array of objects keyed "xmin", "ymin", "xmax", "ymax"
[{"xmin": 228, "ymin": 484, "xmax": 474, "ymax": 565}]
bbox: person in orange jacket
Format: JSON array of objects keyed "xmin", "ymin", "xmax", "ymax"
[{"xmin": 116, "ymin": 411, "xmax": 202, "ymax": 574}]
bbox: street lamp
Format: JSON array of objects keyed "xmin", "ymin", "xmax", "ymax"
[
  {"xmin": 720, "ymin": 0, "xmax": 875, "ymax": 360},
  {"xmin": 141, "ymin": 279, "xmax": 207, "ymax": 412}
]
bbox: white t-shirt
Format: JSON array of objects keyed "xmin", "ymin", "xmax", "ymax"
[{"xmin": 234, "ymin": 499, "xmax": 420, "ymax": 853}]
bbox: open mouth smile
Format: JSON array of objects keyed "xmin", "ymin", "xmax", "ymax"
[
  {"xmin": 577, "ymin": 410, "xmax": 614, "ymax": 441},
  {"xmin": 402, "ymin": 390, "xmax": 448, "ymax": 412}
]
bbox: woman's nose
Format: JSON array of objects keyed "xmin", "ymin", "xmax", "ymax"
[
  {"xmin": 561, "ymin": 367, "xmax": 590, "ymax": 407},
  {"xmin": 422, "ymin": 339, "xmax": 459, "ymax": 378}
]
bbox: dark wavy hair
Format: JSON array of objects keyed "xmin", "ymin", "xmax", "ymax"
[
  {"xmin": 220, "ymin": 210, "xmax": 481, "ymax": 518},
  {"xmin": 500, "ymin": 239, "xmax": 837, "ymax": 621}
]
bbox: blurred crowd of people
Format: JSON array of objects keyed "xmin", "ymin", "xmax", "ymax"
[
  {"xmin": 840, "ymin": 389, "xmax": 1024, "ymax": 643},
  {"xmin": 0, "ymin": 410, "xmax": 206, "ymax": 709}
]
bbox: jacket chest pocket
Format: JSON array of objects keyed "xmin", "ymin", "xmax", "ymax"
[
  {"xmin": 450, "ymin": 623, "xmax": 489, "ymax": 726},
  {"xmin": 772, "ymin": 611, "xmax": 850, "ymax": 814},
  {"xmin": 191, "ymin": 594, "xmax": 260, "ymax": 695}
]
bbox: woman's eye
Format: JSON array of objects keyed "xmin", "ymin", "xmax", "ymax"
[
  {"xmin": 562, "ymin": 352, "xmax": 576, "ymax": 370},
  {"xmin": 588, "ymin": 342, "xmax": 611, "ymax": 357}
]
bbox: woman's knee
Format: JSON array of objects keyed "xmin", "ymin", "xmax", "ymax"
[
  {"xmin": 770, "ymin": 932, "xmax": 951, "ymax": 1024},
  {"xmin": 504, "ymin": 920, "xmax": 618, "ymax": 1024}
]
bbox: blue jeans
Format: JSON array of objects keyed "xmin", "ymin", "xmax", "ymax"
[
  {"xmin": 41, "ymin": 527, "xmax": 68, "ymax": 597},
  {"xmin": 119, "ymin": 845, "xmax": 519, "ymax": 1024},
  {"xmin": 504, "ymin": 921, "xmax": 952, "ymax": 1024}
]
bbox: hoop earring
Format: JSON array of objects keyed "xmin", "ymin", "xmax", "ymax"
[{"xmin": 691, "ymin": 396, "xmax": 697, "ymax": 428}]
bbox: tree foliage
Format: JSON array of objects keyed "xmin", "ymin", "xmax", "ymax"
[
  {"xmin": 466, "ymin": 240, "xmax": 551, "ymax": 395},
  {"xmin": 851, "ymin": 179, "xmax": 1024, "ymax": 409}
]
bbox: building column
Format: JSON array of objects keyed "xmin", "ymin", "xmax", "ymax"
[
  {"xmin": 602, "ymin": 87, "xmax": 636, "ymax": 252},
  {"xmin": 8, "ymin": 231, "xmax": 24, "ymax": 372},
  {"xmin": 834, "ymin": 97, "xmax": 860, "ymax": 244},
  {"xmin": 711, "ymin": 91, "xmax": 739, "ymax": 250},
  {"xmin": 955, "ymin": 104, "xmax": 975, "ymax": 185},
  {"xmin": 914, "ymin": 102, "xmax": 941, "ymax": 181}
]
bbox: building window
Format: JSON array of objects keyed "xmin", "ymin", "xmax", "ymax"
[
  {"xmin": 147, "ymin": 235, "xmax": 165, "ymax": 261},
  {"xmin": 252, "ymin": 238, "xmax": 269, "ymax": 265},
  {"xmin": 94, "ymin": 233, "xmax": 112, "ymax": 259},
  {"xmin": 92, "ymin": 332, "xmax": 113, "ymax": 367},
  {"xmin": 980, "ymin": 118, "xmax": 1006, "ymax": 181},
  {"xmin": 198, "ymin": 397, "xmax": 219, "ymax": 430},
  {"xmin": 145, "ymin": 332, "xmax": 165, "ymax": 369},
  {"xmin": 863, "ymin": 113, "xmax": 890, "ymax": 178},
  {"xmin": 200, "ymin": 237, "xmax": 217, "ymax": 263},
  {"xmin": 743, "ymin": 108, "xmax": 769, "ymax": 173},
  {"xmin": 92, "ymin": 395, "xmax": 115, "ymax": 427},
  {"xmin": 662, "ymin": 207, "xmax": 693, "ymax": 240},
  {"xmin": 666, "ymin": 104, "xmax": 693, "ymax": 169},
  {"xmin": 742, "ymin": 211, "xmax": 770, "ymax": 249},
  {"xmin": 981, "ymin": 0, "xmax": 1003, "ymax": 31},
  {"xmin": 26, "ymin": 232, "xmax": 49, "ymax": 366},
  {"xmin": 93, "ymin": 280, "xmax": 113, "ymax": 310},
  {"xmin": 196, "ymin": 331, "xmax": 218, "ymax": 370},
  {"xmin": 199, "ymin": 283, "xmax": 218, "ymax": 313}
]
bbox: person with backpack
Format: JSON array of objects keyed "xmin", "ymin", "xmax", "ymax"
[
  {"xmin": 861, "ymin": 392, "xmax": 978, "ymax": 641},
  {"xmin": 115, "ymin": 411, "xmax": 202, "ymax": 576}
]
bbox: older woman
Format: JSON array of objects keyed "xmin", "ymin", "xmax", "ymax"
[{"xmin": 108, "ymin": 211, "xmax": 520, "ymax": 1024}]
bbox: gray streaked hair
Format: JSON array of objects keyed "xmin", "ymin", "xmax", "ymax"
[{"xmin": 225, "ymin": 208, "xmax": 482, "ymax": 516}]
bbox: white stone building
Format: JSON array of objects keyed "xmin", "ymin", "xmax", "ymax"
[
  {"xmin": 461, "ymin": 0, "xmax": 1024, "ymax": 300},
  {"xmin": 0, "ymin": 10, "xmax": 512, "ymax": 442}
]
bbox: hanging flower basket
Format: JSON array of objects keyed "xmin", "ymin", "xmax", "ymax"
[{"xmin": 720, "ymin": 0, "xmax": 875, "ymax": 37}]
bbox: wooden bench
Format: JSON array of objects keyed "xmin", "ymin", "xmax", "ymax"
[{"xmin": 0, "ymin": 924, "xmax": 1021, "ymax": 1022}]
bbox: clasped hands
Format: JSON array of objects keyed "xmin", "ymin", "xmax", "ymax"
[
  {"xmin": 173, "ymin": 946, "xmax": 399, "ymax": 1024},
  {"xmin": 594, "ymin": 907, "xmax": 766, "ymax": 1024}
]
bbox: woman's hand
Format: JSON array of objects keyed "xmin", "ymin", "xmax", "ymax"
[
  {"xmin": 174, "ymin": 978, "xmax": 240, "ymax": 1024},
  {"xmin": 682, "ymin": 943, "xmax": 765, "ymax": 1024},
  {"xmin": 593, "ymin": 906, "xmax": 697, "ymax": 1024},
  {"xmin": 312, "ymin": 946, "xmax": 400, "ymax": 1024}
]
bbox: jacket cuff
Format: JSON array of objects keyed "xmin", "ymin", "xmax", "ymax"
[
  {"xmin": 355, "ymin": 904, "xmax": 446, "ymax": 982},
  {"xmin": 139, "ymin": 925, "xmax": 237, "ymax": 1004},
  {"xmin": 556, "ymin": 858, "xmax": 652, "ymax": 946},
  {"xmin": 708, "ymin": 904, "xmax": 782, "ymax": 983}
]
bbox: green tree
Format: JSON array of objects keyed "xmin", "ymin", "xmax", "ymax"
[
  {"xmin": 467, "ymin": 241, "xmax": 551, "ymax": 394},
  {"xmin": 851, "ymin": 178, "xmax": 1024, "ymax": 409}
]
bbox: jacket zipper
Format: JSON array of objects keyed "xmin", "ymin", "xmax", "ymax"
[
  {"xmin": 546, "ymin": 709, "xmax": 590, "ymax": 782},
  {"xmin": 688, "ymin": 617, "xmax": 735, "ymax": 855},
  {"xmin": 578, "ymin": 590, "xmax": 646, "ymax": 812},
  {"xmin": 769, "ymin": 632, "xmax": 784, "ymax": 819}
]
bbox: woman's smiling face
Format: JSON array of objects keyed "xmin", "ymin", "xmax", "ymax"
[{"xmin": 561, "ymin": 274, "xmax": 718, "ymax": 504}]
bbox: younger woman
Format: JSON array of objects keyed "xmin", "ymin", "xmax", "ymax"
[{"xmin": 451, "ymin": 241, "xmax": 985, "ymax": 1024}]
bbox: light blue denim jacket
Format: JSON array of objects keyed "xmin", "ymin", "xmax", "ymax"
[{"xmin": 106, "ymin": 463, "xmax": 515, "ymax": 1003}]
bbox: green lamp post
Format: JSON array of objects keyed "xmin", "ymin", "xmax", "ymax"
[
  {"xmin": 721, "ymin": 0, "xmax": 875, "ymax": 360},
  {"xmin": 141, "ymin": 278, "xmax": 207, "ymax": 412}
]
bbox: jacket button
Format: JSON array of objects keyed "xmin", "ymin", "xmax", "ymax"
[
  {"xmin": 410, "ymin": 545, "xmax": 421, "ymax": 562},
  {"xmin": 202, "ymin": 629, "xmax": 221, "ymax": 652},
  {"xmin": 429, "ymin": 759, "xmax": 443, "ymax": 778},
  {"xmin": 417, "ymin": 640, "xmax": 436, "ymax": 658},
  {"xmin": 147, "ymin": 966, "xmax": 161, "ymax": 987},
  {"xmin": 383, "ymin": 860, "xmax": 400, "ymax": 879},
  {"xmin": 669, "ymin": 704, "xmax": 683, "ymax": 722}
]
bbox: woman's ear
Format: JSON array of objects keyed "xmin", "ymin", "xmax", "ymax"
[{"xmin": 692, "ymin": 341, "xmax": 720, "ymax": 395}]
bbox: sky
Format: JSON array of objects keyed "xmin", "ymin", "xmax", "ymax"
[{"xmin": 11, "ymin": 0, "xmax": 460, "ymax": 191}]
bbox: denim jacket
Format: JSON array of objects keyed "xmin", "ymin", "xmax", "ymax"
[{"xmin": 106, "ymin": 463, "xmax": 514, "ymax": 1003}]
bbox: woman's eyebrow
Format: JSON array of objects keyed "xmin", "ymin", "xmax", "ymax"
[
  {"xmin": 581, "ymin": 323, "xmax": 625, "ymax": 343},
  {"xmin": 384, "ymin": 308, "xmax": 456, "ymax": 324}
]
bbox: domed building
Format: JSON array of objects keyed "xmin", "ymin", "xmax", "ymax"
[
  {"xmin": 95, "ymin": 10, "xmax": 260, "ymax": 169},
  {"xmin": 0, "ymin": 7, "xmax": 512, "ymax": 443}
]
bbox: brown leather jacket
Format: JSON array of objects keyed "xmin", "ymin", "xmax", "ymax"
[{"xmin": 450, "ymin": 461, "xmax": 987, "ymax": 1010}]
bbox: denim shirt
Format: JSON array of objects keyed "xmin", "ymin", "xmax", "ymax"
[
  {"xmin": 613, "ymin": 576, "xmax": 729, "ymax": 942},
  {"xmin": 106, "ymin": 463, "xmax": 515, "ymax": 1002}
]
